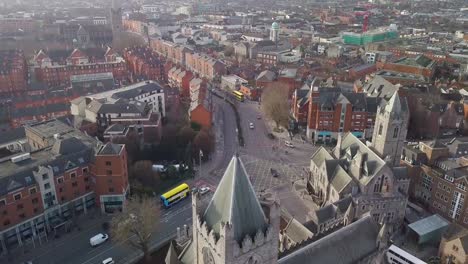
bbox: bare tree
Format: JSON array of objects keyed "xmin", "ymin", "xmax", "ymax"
[
  {"xmin": 110, "ymin": 197, "xmax": 160, "ymax": 263},
  {"xmin": 130, "ymin": 160, "xmax": 161, "ymax": 187},
  {"xmin": 261, "ymin": 84, "xmax": 290, "ymax": 130},
  {"xmin": 193, "ymin": 128, "xmax": 215, "ymax": 160}
]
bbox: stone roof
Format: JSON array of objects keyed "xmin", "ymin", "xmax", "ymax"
[
  {"xmin": 203, "ymin": 155, "xmax": 268, "ymax": 243},
  {"xmin": 314, "ymin": 196, "xmax": 353, "ymax": 225},
  {"xmin": 165, "ymin": 241, "xmax": 180, "ymax": 264},
  {"xmin": 278, "ymin": 215, "xmax": 379, "ymax": 264}
]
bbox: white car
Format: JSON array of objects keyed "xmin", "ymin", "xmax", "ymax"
[
  {"xmin": 249, "ymin": 122, "xmax": 255, "ymax": 129},
  {"xmin": 285, "ymin": 141, "xmax": 294, "ymax": 148},
  {"xmin": 90, "ymin": 233, "xmax": 109, "ymax": 247},
  {"xmin": 102, "ymin": 258, "xmax": 115, "ymax": 264},
  {"xmin": 200, "ymin": 186, "xmax": 211, "ymax": 195}
]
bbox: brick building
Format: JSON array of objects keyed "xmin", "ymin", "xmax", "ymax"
[
  {"xmin": 0, "ymin": 119, "xmax": 128, "ymax": 253},
  {"xmin": 375, "ymin": 55, "xmax": 436, "ymax": 84},
  {"xmin": 0, "ymin": 50, "xmax": 28, "ymax": 94},
  {"xmin": 123, "ymin": 46, "xmax": 165, "ymax": 82},
  {"xmin": 189, "ymin": 78, "xmax": 212, "ymax": 128},
  {"xmin": 306, "ymin": 87, "xmax": 379, "ymax": 143},
  {"xmin": 402, "ymin": 139, "xmax": 468, "ymax": 228},
  {"xmin": 31, "ymin": 47, "xmax": 127, "ymax": 88}
]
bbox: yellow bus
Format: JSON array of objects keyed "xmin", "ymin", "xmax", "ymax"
[
  {"xmin": 232, "ymin": 90, "xmax": 245, "ymax": 102},
  {"xmin": 160, "ymin": 183, "xmax": 190, "ymax": 208}
]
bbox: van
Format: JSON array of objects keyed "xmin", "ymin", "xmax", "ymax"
[
  {"xmin": 102, "ymin": 258, "xmax": 115, "ymax": 264},
  {"xmin": 90, "ymin": 233, "xmax": 109, "ymax": 247}
]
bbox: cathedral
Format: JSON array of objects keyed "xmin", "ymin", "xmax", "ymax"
[{"xmin": 166, "ymin": 155, "xmax": 390, "ymax": 264}]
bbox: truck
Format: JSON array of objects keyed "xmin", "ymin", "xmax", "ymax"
[{"xmin": 90, "ymin": 233, "xmax": 109, "ymax": 247}]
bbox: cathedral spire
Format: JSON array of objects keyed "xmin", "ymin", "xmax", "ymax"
[{"xmin": 203, "ymin": 155, "xmax": 267, "ymax": 243}]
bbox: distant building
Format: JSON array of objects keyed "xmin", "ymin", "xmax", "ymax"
[
  {"xmin": 110, "ymin": 0, "xmax": 123, "ymax": 35},
  {"xmin": 439, "ymin": 223, "xmax": 468, "ymax": 264},
  {"xmin": 342, "ymin": 26, "xmax": 398, "ymax": 46},
  {"xmin": 0, "ymin": 50, "xmax": 28, "ymax": 94},
  {"xmin": 270, "ymin": 22, "xmax": 280, "ymax": 43},
  {"xmin": 31, "ymin": 47, "xmax": 127, "ymax": 88}
]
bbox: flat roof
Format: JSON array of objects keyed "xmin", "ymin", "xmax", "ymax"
[{"xmin": 408, "ymin": 214, "xmax": 449, "ymax": 236}]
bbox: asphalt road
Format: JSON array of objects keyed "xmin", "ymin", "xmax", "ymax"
[{"xmin": 9, "ymin": 198, "xmax": 197, "ymax": 264}]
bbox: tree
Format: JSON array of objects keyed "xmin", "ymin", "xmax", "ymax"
[
  {"xmin": 177, "ymin": 126, "xmax": 196, "ymax": 147},
  {"xmin": 130, "ymin": 160, "xmax": 161, "ymax": 187},
  {"xmin": 110, "ymin": 197, "xmax": 159, "ymax": 263},
  {"xmin": 193, "ymin": 129, "xmax": 215, "ymax": 161},
  {"xmin": 261, "ymin": 84, "xmax": 290, "ymax": 129}
]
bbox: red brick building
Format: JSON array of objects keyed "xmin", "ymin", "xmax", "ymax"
[
  {"xmin": 0, "ymin": 119, "xmax": 128, "ymax": 253},
  {"xmin": 32, "ymin": 47, "xmax": 127, "ymax": 88},
  {"xmin": 306, "ymin": 87, "xmax": 377, "ymax": 143},
  {"xmin": 0, "ymin": 50, "xmax": 28, "ymax": 94},
  {"xmin": 123, "ymin": 46, "xmax": 165, "ymax": 82}
]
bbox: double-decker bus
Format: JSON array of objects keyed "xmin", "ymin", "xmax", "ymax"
[
  {"xmin": 160, "ymin": 183, "xmax": 190, "ymax": 208},
  {"xmin": 232, "ymin": 90, "xmax": 245, "ymax": 102},
  {"xmin": 387, "ymin": 245, "xmax": 426, "ymax": 264}
]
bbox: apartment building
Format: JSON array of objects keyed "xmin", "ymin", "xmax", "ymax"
[
  {"xmin": 306, "ymin": 87, "xmax": 379, "ymax": 143},
  {"xmin": 70, "ymin": 81, "xmax": 164, "ymax": 143},
  {"xmin": 123, "ymin": 46, "xmax": 165, "ymax": 82},
  {"xmin": 402, "ymin": 139, "xmax": 468, "ymax": 228},
  {"xmin": 0, "ymin": 119, "xmax": 128, "ymax": 254},
  {"xmin": 31, "ymin": 47, "xmax": 127, "ymax": 88},
  {"xmin": 0, "ymin": 50, "xmax": 28, "ymax": 94},
  {"xmin": 151, "ymin": 38, "xmax": 226, "ymax": 81}
]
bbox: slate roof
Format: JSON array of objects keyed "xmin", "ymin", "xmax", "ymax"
[
  {"xmin": 97, "ymin": 143, "xmax": 123, "ymax": 155},
  {"xmin": 51, "ymin": 137, "xmax": 88, "ymax": 155},
  {"xmin": 317, "ymin": 90, "xmax": 368, "ymax": 111},
  {"xmin": 0, "ymin": 127, "xmax": 26, "ymax": 145},
  {"xmin": 363, "ymin": 75, "xmax": 397, "ymax": 100},
  {"xmin": 112, "ymin": 82, "xmax": 164, "ymax": 99},
  {"xmin": 278, "ymin": 215, "xmax": 379, "ymax": 264},
  {"xmin": 203, "ymin": 155, "xmax": 267, "ymax": 243},
  {"xmin": 314, "ymin": 196, "xmax": 353, "ymax": 225}
]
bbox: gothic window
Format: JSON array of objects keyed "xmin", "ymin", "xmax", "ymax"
[
  {"xmin": 393, "ymin": 127, "xmax": 399, "ymax": 138},
  {"xmin": 378, "ymin": 124, "xmax": 383, "ymax": 135}
]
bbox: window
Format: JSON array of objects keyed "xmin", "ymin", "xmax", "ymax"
[
  {"xmin": 393, "ymin": 127, "xmax": 399, "ymax": 138},
  {"xmin": 59, "ymin": 188, "xmax": 63, "ymax": 193},
  {"xmin": 378, "ymin": 124, "xmax": 383, "ymax": 135},
  {"xmin": 19, "ymin": 213, "xmax": 25, "ymax": 219},
  {"xmin": 14, "ymin": 193, "xmax": 21, "ymax": 201},
  {"xmin": 44, "ymin": 183, "xmax": 50, "ymax": 190},
  {"xmin": 3, "ymin": 220, "xmax": 10, "ymax": 226},
  {"xmin": 105, "ymin": 161, "xmax": 112, "ymax": 166},
  {"xmin": 84, "ymin": 177, "xmax": 89, "ymax": 182},
  {"xmin": 453, "ymin": 245, "xmax": 459, "ymax": 251},
  {"xmin": 106, "ymin": 170, "xmax": 112, "ymax": 175},
  {"xmin": 17, "ymin": 204, "xmax": 23, "ymax": 210},
  {"xmin": 57, "ymin": 177, "xmax": 64, "ymax": 184},
  {"xmin": 42, "ymin": 173, "xmax": 49, "ymax": 180},
  {"xmin": 82, "ymin": 167, "xmax": 88, "ymax": 174},
  {"xmin": 70, "ymin": 172, "xmax": 76, "ymax": 178},
  {"xmin": 33, "ymin": 208, "xmax": 39, "ymax": 214},
  {"xmin": 109, "ymin": 187, "xmax": 114, "ymax": 193},
  {"xmin": 86, "ymin": 185, "xmax": 91, "ymax": 191},
  {"xmin": 61, "ymin": 196, "xmax": 66, "ymax": 201},
  {"xmin": 32, "ymin": 198, "xmax": 39, "ymax": 204},
  {"xmin": 72, "ymin": 182, "xmax": 78, "ymax": 187},
  {"xmin": 29, "ymin": 187, "xmax": 37, "ymax": 194}
]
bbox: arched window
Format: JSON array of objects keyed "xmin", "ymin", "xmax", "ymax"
[
  {"xmin": 393, "ymin": 127, "xmax": 399, "ymax": 138},
  {"xmin": 378, "ymin": 124, "xmax": 383, "ymax": 135}
]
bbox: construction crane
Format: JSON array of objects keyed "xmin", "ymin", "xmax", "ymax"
[{"xmin": 362, "ymin": 12, "xmax": 370, "ymax": 32}]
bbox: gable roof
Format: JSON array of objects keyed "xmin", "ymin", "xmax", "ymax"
[
  {"xmin": 278, "ymin": 215, "xmax": 379, "ymax": 264},
  {"xmin": 203, "ymin": 155, "xmax": 267, "ymax": 243}
]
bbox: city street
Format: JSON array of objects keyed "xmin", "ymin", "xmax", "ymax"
[{"xmin": 6, "ymin": 193, "xmax": 213, "ymax": 264}]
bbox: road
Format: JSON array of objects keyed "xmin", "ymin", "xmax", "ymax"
[{"xmin": 6, "ymin": 91, "xmax": 315, "ymax": 264}]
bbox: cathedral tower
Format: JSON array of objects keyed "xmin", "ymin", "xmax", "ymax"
[
  {"xmin": 371, "ymin": 91, "xmax": 409, "ymax": 166},
  {"xmin": 191, "ymin": 156, "xmax": 280, "ymax": 264},
  {"xmin": 110, "ymin": 0, "xmax": 123, "ymax": 35}
]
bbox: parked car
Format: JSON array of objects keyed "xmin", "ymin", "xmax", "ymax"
[
  {"xmin": 200, "ymin": 186, "xmax": 211, "ymax": 195},
  {"xmin": 90, "ymin": 233, "xmax": 109, "ymax": 247},
  {"xmin": 270, "ymin": 168, "xmax": 279, "ymax": 177},
  {"xmin": 285, "ymin": 141, "xmax": 294, "ymax": 148},
  {"xmin": 102, "ymin": 258, "xmax": 115, "ymax": 264},
  {"xmin": 249, "ymin": 122, "xmax": 255, "ymax": 129}
]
